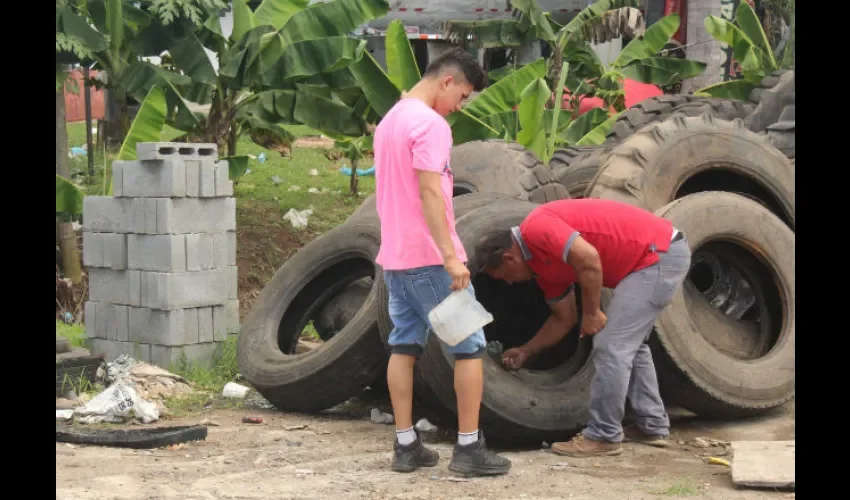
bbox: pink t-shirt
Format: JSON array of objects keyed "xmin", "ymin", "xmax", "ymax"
[{"xmin": 374, "ymin": 98, "xmax": 467, "ymax": 270}]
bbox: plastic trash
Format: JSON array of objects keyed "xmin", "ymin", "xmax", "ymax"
[
  {"xmin": 427, "ymin": 289, "xmax": 494, "ymax": 346},
  {"xmin": 339, "ymin": 165, "xmax": 376, "ymax": 177},
  {"xmin": 257, "ymin": 153, "xmax": 266, "ymax": 163},
  {"xmin": 370, "ymin": 408, "xmax": 394, "ymax": 424},
  {"xmin": 271, "ymin": 175, "xmax": 282, "ymax": 185},
  {"xmin": 309, "ymin": 169, "xmax": 319, "ymax": 176},
  {"xmin": 74, "ymin": 381, "xmax": 160, "ymax": 424},
  {"xmin": 283, "ymin": 207, "xmax": 313, "ymax": 229},
  {"xmin": 222, "ymin": 382, "xmax": 250, "ymax": 399},
  {"xmin": 415, "ymin": 418, "xmax": 437, "ymax": 432}
]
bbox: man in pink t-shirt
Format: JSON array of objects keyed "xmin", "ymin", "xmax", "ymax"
[{"xmin": 374, "ymin": 48, "xmax": 510, "ymax": 476}]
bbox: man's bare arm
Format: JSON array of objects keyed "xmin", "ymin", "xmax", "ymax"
[
  {"xmin": 565, "ymin": 236, "xmax": 603, "ymax": 317},
  {"xmin": 417, "ymin": 170, "xmax": 456, "ymax": 262},
  {"xmin": 521, "ymin": 289, "xmax": 578, "ymax": 357}
]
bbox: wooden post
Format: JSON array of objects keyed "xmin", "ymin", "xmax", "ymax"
[{"xmin": 84, "ymin": 66, "xmax": 94, "ymax": 176}]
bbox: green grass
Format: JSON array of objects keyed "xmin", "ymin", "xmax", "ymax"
[{"xmin": 56, "ymin": 320, "xmax": 88, "ymax": 349}]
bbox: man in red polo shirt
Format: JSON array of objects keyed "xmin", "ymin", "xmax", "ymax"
[{"xmin": 476, "ymin": 198, "xmax": 692, "ymax": 458}]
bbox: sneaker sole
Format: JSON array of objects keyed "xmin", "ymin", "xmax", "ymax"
[
  {"xmin": 623, "ymin": 438, "xmax": 669, "ymax": 448},
  {"xmin": 392, "ymin": 458, "xmax": 439, "ymax": 473},
  {"xmin": 447, "ymin": 462, "xmax": 511, "ymax": 476},
  {"xmin": 551, "ymin": 447, "xmax": 623, "ymax": 457}
]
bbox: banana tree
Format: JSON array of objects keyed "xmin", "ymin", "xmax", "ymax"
[
  {"xmin": 122, "ymin": 0, "xmax": 392, "ymax": 158},
  {"xmin": 694, "ymin": 1, "xmax": 794, "ymax": 100},
  {"xmin": 56, "ymin": 0, "xmax": 223, "ymax": 142}
]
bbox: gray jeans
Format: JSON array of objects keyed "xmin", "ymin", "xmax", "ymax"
[{"xmin": 582, "ymin": 237, "xmax": 692, "ymax": 442}]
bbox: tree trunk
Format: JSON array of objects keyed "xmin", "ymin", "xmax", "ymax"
[
  {"xmin": 84, "ymin": 66, "xmax": 94, "ymax": 176},
  {"xmin": 349, "ymin": 158, "xmax": 359, "ymax": 195},
  {"xmin": 56, "ymin": 83, "xmax": 82, "ymax": 285}
]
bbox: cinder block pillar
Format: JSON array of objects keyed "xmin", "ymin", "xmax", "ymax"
[{"xmin": 82, "ymin": 143, "xmax": 240, "ymax": 369}]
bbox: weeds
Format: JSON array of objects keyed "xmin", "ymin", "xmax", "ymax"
[{"xmin": 56, "ymin": 320, "xmax": 88, "ymax": 349}]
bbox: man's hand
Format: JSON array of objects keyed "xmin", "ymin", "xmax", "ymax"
[
  {"xmin": 581, "ymin": 309, "xmax": 607, "ymax": 338},
  {"xmin": 502, "ymin": 347, "xmax": 530, "ymax": 370},
  {"xmin": 444, "ymin": 256, "xmax": 471, "ymax": 291}
]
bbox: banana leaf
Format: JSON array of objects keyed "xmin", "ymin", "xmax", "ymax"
[
  {"xmin": 460, "ymin": 58, "xmax": 547, "ymax": 121},
  {"xmin": 516, "ymin": 78, "xmax": 551, "ymax": 159},
  {"xmin": 56, "ymin": 175, "xmax": 86, "ymax": 215},
  {"xmin": 693, "ymin": 79, "xmax": 756, "ymax": 100},
  {"xmin": 620, "ymin": 57, "xmax": 706, "ymax": 85},
  {"xmin": 385, "ymin": 20, "xmax": 421, "ymax": 91},
  {"xmin": 615, "ymin": 13, "xmax": 680, "ymax": 67}
]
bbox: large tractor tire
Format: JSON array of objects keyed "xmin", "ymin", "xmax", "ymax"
[
  {"xmin": 392, "ymin": 201, "xmax": 602, "ymax": 444},
  {"xmin": 373, "ymin": 192, "xmax": 542, "ymax": 425},
  {"xmin": 649, "ymin": 192, "xmax": 795, "ymax": 418},
  {"xmin": 603, "ymin": 95, "xmax": 753, "ymax": 146},
  {"xmin": 548, "ymin": 146, "xmax": 613, "ymax": 198},
  {"xmin": 237, "ymin": 218, "xmax": 387, "ymax": 412},
  {"xmin": 745, "ymin": 68, "xmax": 795, "ymax": 133},
  {"xmin": 587, "ymin": 113, "xmax": 795, "ymax": 231},
  {"xmin": 449, "ymin": 140, "xmax": 569, "ymax": 202}
]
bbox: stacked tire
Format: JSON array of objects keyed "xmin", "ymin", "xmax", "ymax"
[
  {"xmin": 549, "ymin": 68, "xmax": 796, "ymax": 421},
  {"xmin": 236, "ymin": 70, "xmax": 795, "ymax": 443}
]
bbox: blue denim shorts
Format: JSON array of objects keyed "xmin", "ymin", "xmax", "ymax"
[{"xmin": 383, "ymin": 265, "xmax": 487, "ymax": 359}]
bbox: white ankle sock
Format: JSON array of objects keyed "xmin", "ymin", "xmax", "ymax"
[
  {"xmin": 396, "ymin": 427, "xmax": 416, "ymax": 445},
  {"xmin": 458, "ymin": 430, "xmax": 479, "ymax": 446}
]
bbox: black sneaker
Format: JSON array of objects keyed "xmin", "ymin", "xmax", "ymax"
[
  {"xmin": 448, "ymin": 432, "xmax": 511, "ymax": 476},
  {"xmin": 392, "ymin": 435, "xmax": 440, "ymax": 473}
]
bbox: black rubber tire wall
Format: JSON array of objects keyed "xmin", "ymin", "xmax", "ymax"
[
  {"xmin": 649, "ymin": 192, "xmax": 795, "ymax": 418},
  {"xmin": 387, "ymin": 202, "xmax": 599, "ymax": 444},
  {"xmin": 745, "ymin": 68, "xmax": 795, "ymax": 133},
  {"xmin": 603, "ymin": 95, "xmax": 753, "ymax": 146},
  {"xmin": 587, "ymin": 112, "xmax": 795, "ymax": 231},
  {"xmin": 237, "ymin": 218, "xmax": 388, "ymax": 412},
  {"xmin": 548, "ymin": 146, "xmax": 613, "ymax": 198},
  {"xmin": 449, "ymin": 140, "xmax": 570, "ymax": 202}
]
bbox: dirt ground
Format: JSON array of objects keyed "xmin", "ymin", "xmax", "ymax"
[{"xmin": 56, "ymin": 398, "xmax": 794, "ymax": 500}]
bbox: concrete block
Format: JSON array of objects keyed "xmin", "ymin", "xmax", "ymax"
[
  {"xmin": 90, "ymin": 339, "xmax": 152, "ymax": 364},
  {"xmin": 101, "ymin": 233, "xmax": 127, "ymax": 270},
  {"xmin": 128, "ymin": 234, "xmax": 186, "ymax": 272},
  {"xmin": 213, "ymin": 299, "xmax": 240, "ymax": 340},
  {"xmin": 84, "ymin": 301, "xmax": 107, "ymax": 339},
  {"xmin": 214, "ymin": 161, "xmax": 234, "ymax": 196},
  {"xmin": 112, "ymin": 161, "xmax": 124, "ymax": 197},
  {"xmin": 228, "ymin": 266, "xmax": 238, "ymax": 299},
  {"xmin": 120, "ymin": 159, "xmax": 187, "ymax": 198},
  {"xmin": 198, "ymin": 307, "xmax": 214, "ymax": 343},
  {"xmin": 137, "ymin": 142, "xmax": 218, "ymax": 162},
  {"xmin": 106, "ymin": 304, "xmax": 130, "ymax": 342},
  {"xmin": 213, "ymin": 232, "xmax": 237, "ymax": 267},
  {"xmin": 150, "ymin": 342, "xmax": 220, "ymax": 370},
  {"xmin": 183, "ymin": 307, "xmax": 200, "ymax": 344},
  {"xmin": 186, "ymin": 233, "xmax": 215, "ymax": 271},
  {"xmin": 128, "ymin": 307, "xmax": 197, "ymax": 346},
  {"xmin": 88, "ymin": 269, "xmax": 142, "ymax": 306},
  {"xmin": 82, "ymin": 232, "xmax": 103, "ymax": 268},
  {"xmin": 185, "ymin": 160, "xmax": 200, "ymax": 197},
  {"xmin": 155, "ymin": 197, "xmax": 236, "ymax": 234},
  {"xmin": 82, "ymin": 197, "xmax": 147, "ymax": 233},
  {"xmin": 199, "ymin": 160, "xmax": 217, "ymax": 197},
  {"xmin": 140, "ymin": 267, "xmax": 235, "ymax": 309}
]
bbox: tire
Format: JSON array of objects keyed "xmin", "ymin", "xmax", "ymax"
[
  {"xmin": 745, "ymin": 68, "xmax": 795, "ymax": 133},
  {"xmin": 374, "ymin": 193, "xmax": 546, "ymax": 425},
  {"xmin": 603, "ymin": 95, "xmax": 754, "ymax": 146},
  {"xmin": 764, "ymin": 120, "xmax": 795, "ymax": 159},
  {"xmin": 56, "ymin": 424, "xmax": 208, "ymax": 449},
  {"xmin": 548, "ymin": 147, "xmax": 613, "ymax": 198},
  {"xmin": 587, "ymin": 113, "xmax": 795, "ymax": 230},
  {"xmin": 449, "ymin": 140, "xmax": 570, "ymax": 202},
  {"xmin": 649, "ymin": 192, "xmax": 795, "ymax": 419},
  {"xmin": 237, "ymin": 219, "xmax": 388, "ymax": 412},
  {"xmin": 347, "ymin": 195, "xmax": 377, "ymax": 223},
  {"xmin": 382, "ymin": 201, "xmax": 599, "ymax": 444},
  {"xmin": 313, "ymin": 277, "xmax": 374, "ymax": 341}
]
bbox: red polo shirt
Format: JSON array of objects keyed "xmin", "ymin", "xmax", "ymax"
[{"xmin": 514, "ymin": 199, "xmax": 676, "ymax": 303}]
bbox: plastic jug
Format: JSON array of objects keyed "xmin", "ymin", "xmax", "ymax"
[{"xmin": 428, "ymin": 288, "xmax": 494, "ymax": 346}]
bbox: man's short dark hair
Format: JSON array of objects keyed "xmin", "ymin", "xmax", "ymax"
[
  {"xmin": 475, "ymin": 228, "xmax": 515, "ymax": 270},
  {"xmin": 423, "ymin": 46, "xmax": 488, "ymax": 91}
]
